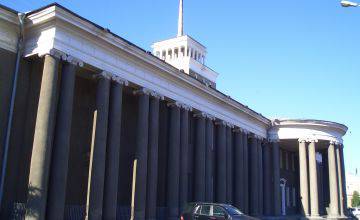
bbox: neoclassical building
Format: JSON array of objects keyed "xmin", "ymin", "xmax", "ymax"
[{"xmin": 0, "ymin": 1, "xmax": 349, "ymax": 220}]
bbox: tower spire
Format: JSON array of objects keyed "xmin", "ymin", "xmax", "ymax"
[{"xmin": 177, "ymin": 0, "xmax": 183, "ymax": 37}]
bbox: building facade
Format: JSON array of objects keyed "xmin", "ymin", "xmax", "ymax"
[
  {"xmin": 346, "ymin": 173, "xmax": 360, "ymax": 207},
  {"xmin": 0, "ymin": 2, "xmax": 348, "ymax": 220}
]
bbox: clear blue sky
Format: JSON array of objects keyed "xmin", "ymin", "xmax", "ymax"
[{"xmin": 2, "ymin": 0, "xmax": 359, "ymax": 173}]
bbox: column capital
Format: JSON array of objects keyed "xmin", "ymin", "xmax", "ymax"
[
  {"xmin": 133, "ymin": 87, "xmax": 151, "ymax": 96},
  {"xmin": 298, "ymin": 138, "xmax": 307, "ymax": 143},
  {"xmin": 95, "ymin": 71, "xmax": 112, "ymax": 80},
  {"xmin": 204, "ymin": 113, "xmax": 216, "ymax": 121},
  {"xmin": 149, "ymin": 91, "xmax": 164, "ymax": 100},
  {"xmin": 167, "ymin": 101, "xmax": 182, "ymax": 108},
  {"xmin": 329, "ymin": 140, "xmax": 342, "ymax": 146},
  {"xmin": 268, "ymin": 138, "xmax": 280, "ymax": 143},
  {"xmin": 46, "ymin": 48, "xmax": 67, "ymax": 60},
  {"xmin": 214, "ymin": 120, "xmax": 227, "ymax": 126},
  {"xmin": 111, "ymin": 75, "xmax": 129, "ymax": 86},
  {"xmin": 179, "ymin": 103, "xmax": 193, "ymax": 111},
  {"xmin": 66, "ymin": 55, "xmax": 84, "ymax": 67},
  {"xmin": 194, "ymin": 111, "xmax": 207, "ymax": 118}
]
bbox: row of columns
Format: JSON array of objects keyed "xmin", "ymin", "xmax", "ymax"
[
  {"xmin": 23, "ymin": 52, "xmax": 283, "ymax": 220},
  {"xmin": 298, "ymin": 139, "xmax": 347, "ymax": 218}
]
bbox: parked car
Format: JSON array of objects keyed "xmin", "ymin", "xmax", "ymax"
[
  {"xmin": 352, "ymin": 207, "xmax": 360, "ymax": 218},
  {"xmin": 180, "ymin": 202, "xmax": 258, "ymax": 220}
]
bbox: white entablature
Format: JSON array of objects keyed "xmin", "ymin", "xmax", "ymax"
[{"xmin": 268, "ymin": 119, "xmax": 348, "ymax": 144}]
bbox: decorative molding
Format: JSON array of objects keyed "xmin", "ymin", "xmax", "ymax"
[
  {"xmin": 194, "ymin": 111, "xmax": 207, "ymax": 118},
  {"xmin": 112, "ymin": 75, "xmax": 129, "ymax": 86},
  {"xmin": 167, "ymin": 101, "xmax": 182, "ymax": 108},
  {"xmin": 149, "ymin": 91, "xmax": 164, "ymax": 100},
  {"xmin": 133, "ymin": 87, "xmax": 151, "ymax": 96},
  {"xmin": 48, "ymin": 48, "xmax": 67, "ymax": 60},
  {"xmin": 180, "ymin": 103, "xmax": 193, "ymax": 111},
  {"xmin": 66, "ymin": 55, "xmax": 84, "ymax": 67}
]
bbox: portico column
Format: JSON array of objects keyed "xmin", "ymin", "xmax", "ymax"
[
  {"xmin": 179, "ymin": 105, "xmax": 190, "ymax": 211},
  {"xmin": 243, "ymin": 132, "xmax": 249, "ymax": 214},
  {"xmin": 250, "ymin": 136, "xmax": 259, "ymax": 216},
  {"xmin": 205, "ymin": 116, "xmax": 214, "ymax": 202},
  {"xmin": 234, "ymin": 129, "xmax": 244, "ymax": 211},
  {"xmin": 167, "ymin": 102, "xmax": 181, "ymax": 220},
  {"xmin": 308, "ymin": 140, "xmax": 319, "ymax": 216},
  {"xmin": 339, "ymin": 145, "xmax": 348, "ymax": 216},
  {"xmin": 146, "ymin": 92, "xmax": 161, "ymax": 220},
  {"xmin": 298, "ymin": 139, "xmax": 309, "ymax": 216},
  {"xmin": 328, "ymin": 141, "xmax": 340, "ymax": 217},
  {"xmin": 47, "ymin": 59, "xmax": 77, "ymax": 220},
  {"xmin": 86, "ymin": 72, "xmax": 111, "ymax": 220},
  {"xmin": 263, "ymin": 143, "xmax": 272, "ymax": 216},
  {"xmin": 336, "ymin": 144, "xmax": 345, "ymax": 217},
  {"xmin": 26, "ymin": 54, "xmax": 60, "ymax": 220},
  {"xmin": 226, "ymin": 125, "xmax": 233, "ymax": 204},
  {"xmin": 103, "ymin": 77, "xmax": 126, "ymax": 220},
  {"xmin": 258, "ymin": 140, "xmax": 263, "ymax": 216},
  {"xmin": 272, "ymin": 141, "xmax": 281, "ymax": 216},
  {"xmin": 215, "ymin": 121, "xmax": 226, "ymax": 203},
  {"xmin": 131, "ymin": 89, "xmax": 150, "ymax": 220},
  {"xmin": 194, "ymin": 112, "xmax": 206, "ymax": 202}
]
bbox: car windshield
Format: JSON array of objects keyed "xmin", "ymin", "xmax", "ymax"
[{"xmin": 223, "ymin": 205, "xmax": 243, "ymax": 215}]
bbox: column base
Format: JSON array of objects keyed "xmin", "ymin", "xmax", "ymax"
[{"xmin": 260, "ymin": 214, "xmax": 349, "ymax": 220}]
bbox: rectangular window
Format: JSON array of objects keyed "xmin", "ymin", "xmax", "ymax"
[
  {"xmin": 286, "ymin": 187, "xmax": 290, "ymax": 207},
  {"xmin": 285, "ymin": 152, "xmax": 289, "ymax": 170},
  {"xmin": 280, "ymin": 150, "xmax": 283, "ymax": 169},
  {"xmin": 292, "ymin": 187, "xmax": 296, "ymax": 207},
  {"xmin": 292, "ymin": 154, "xmax": 296, "ymax": 171}
]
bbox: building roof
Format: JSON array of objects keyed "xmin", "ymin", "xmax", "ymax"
[{"xmin": 22, "ymin": 3, "xmax": 271, "ymax": 127}]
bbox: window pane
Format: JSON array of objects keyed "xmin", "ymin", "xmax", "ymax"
[
  {"xmin": 213, "ymin": 206, "xmax": 226, "ymax": 217},
  {"xmin": 200, "ymin": 205, "xmax": 211, "ymax": 215}
]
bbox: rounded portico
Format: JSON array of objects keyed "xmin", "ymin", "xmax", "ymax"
[{"xmin": 268, "ymin": 119, "xmax": 348, "ymax": 219}]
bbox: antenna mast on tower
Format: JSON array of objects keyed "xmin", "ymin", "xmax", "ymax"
[{"xmin": 177, "ymin": 0, "xmax": 183, "ymax": 37}]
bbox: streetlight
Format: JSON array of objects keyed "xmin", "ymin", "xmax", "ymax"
[{"xmin": 341, "ymin": 0, "xmax": 359, "ymax": 7}]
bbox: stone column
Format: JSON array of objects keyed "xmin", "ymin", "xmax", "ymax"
[
  {"xmin": 179, "ymin": 105, "xmax": 190, "ymax": 212},
  {"xmin": 339, "ymin": 145, "xmax": 348, "ymax": 216},
  {"xmin": 146, "ymin": 93, "xmax": 161, "ymax": 220},
  {"xmin": 86, "ymin": 72, "xmax": 111, "ymax": 220},
  {"xmin": 298, "ymin": 139, "xmax": 309, "ymax": 216},
  {"xmin": 194, "ymin": 113, "xmax": 206, "ymax": 202},
  {"xmin": 272, "ymin": 141, "xmax": 281, "ymax": 216},
  {"xmin": 205, "ymin": 116, "xmax": 214, "ymax": 202},
  {"xmin": 234, "ymin": 129, "xmax": 244, "ymax": 210},
  {"xmin": 328, "ymin": 141, "xmax": 340, "ymax": 217},
  {"xmin": 167, "ymin": 102, "xmax": 181, "ymax": 220},
  {"xmin": 308, "ymin": 140, "xmax": 319, "ymax": 217},
  {"xmin": 226, "ymin": 125, "xmax": 233, "ymax": 204},
  {"xmin": 47, "ymin": 60, "xmax": 77, "ymax": 220},
  {"xmin": 299, "ymin": 139, "xmax": 309, "ymax": 216},
  {"xmin": 336, "ymin": 144, "xmax": 345, "ymax": 217},
  {"xmin": 26, "ymin": 54, "xmax": 60, "ymax": 220},
  {"xmin": 103, "ymin": 77, "xmax": 125, "ymax": 220},
  {"xmin": 215, "ymin": 121, "xmax": 226, "ymax": 203},
  {"xmin": 131, "ymin": 89, "xmax": 150, "ymax": 220},
  {"xmin": 263, "ymin": 143, "xmax": 272, "ymax": 216},
  {"xmin": 250, "ymin": 136, "xmax": 259, "ymax": 216},
  {"xmin": 258, "ymin": 140, "xmax": 263, "ymax": 216},
  {"xmin": 243, "ymin": 132, "xmax": 249, "ymax": 214}
]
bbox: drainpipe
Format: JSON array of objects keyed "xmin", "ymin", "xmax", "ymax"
[{"xmin": 0, "ymin": 12, "xmax": 26, "ymax": 210}]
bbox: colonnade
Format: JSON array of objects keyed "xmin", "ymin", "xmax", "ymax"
[
  {"xmin": 23, "ymin": 52, "xmax": 284, "ymax": 220},
  {"xmin": 298, "ymin": 139, "xmax": 347, "ymax": 218}
]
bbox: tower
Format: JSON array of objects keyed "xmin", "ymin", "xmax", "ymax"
[{"xmin": 152, "ymin": 0, "xmax": 218, "ymax": 87}]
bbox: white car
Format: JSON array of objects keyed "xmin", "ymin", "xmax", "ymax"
[{"xmin": 352, "ymin": 207, "xmax": 360, "ymax": 218}]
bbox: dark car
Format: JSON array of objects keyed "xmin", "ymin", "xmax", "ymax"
[{"xmin": 180, "ymin": 202, "xmax": 258, "ymax": 220}]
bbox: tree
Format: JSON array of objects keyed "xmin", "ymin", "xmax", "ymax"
[{"xmin": 352, "ymin": 191, "xmax": 360, "ymax": 207}]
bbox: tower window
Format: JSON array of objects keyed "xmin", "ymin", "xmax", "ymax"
[
  {"xmin": 174, "ymin": 48, "xmax": 179, "ymax": 58},
  {"xmin": 162, "ymin": 50, "xmax": 166, "ymax": 60},
  {"xmin": 181, "ymin": 47, "xmax": 185, "ymax": 57}
]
